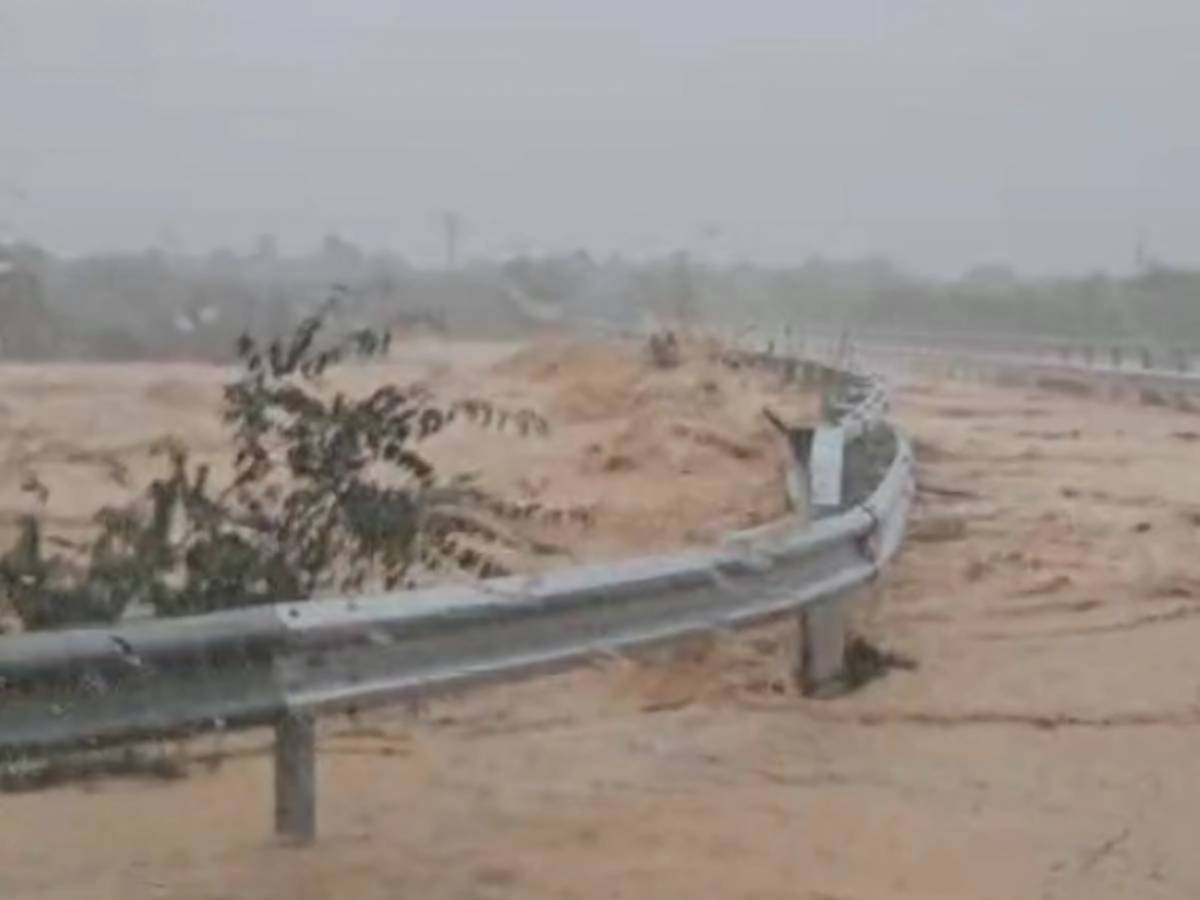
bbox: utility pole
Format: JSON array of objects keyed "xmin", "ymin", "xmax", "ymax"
[{"xmin": 438, "ymin": 211, "xmax": 463, "ymax": 270}]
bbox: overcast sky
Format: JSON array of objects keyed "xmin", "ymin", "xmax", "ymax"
[{"xmin": 2, "ymin": 0, "xmax": 1198, "ymax": 273}]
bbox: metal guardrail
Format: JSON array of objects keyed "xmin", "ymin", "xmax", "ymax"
[
  {"xmin": 805, "ymin": 334, "xmax": 1200, "ymax": 408},
  {"xmin": 732, "ymin": 325, "xmax": 1199, "ymax": 407},
  {"xmin": 790, "ymin": 330, "xmax": 1198, "ymax": 378},
  {"xmin": 0, "ymin": 353, "xmax": 913, "ymax": 843},
  {"xmin": 785, "ymin": 327, "xmax": 1200, "ymax": 375}
]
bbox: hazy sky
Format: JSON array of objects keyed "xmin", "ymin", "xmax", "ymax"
[{"xmin": 2, "ymin": 0, "xmax": 1198, "ymax": 273}]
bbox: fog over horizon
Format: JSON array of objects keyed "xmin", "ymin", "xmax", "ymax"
[{"xmin": 3, "ymin": 0, "xmax": 1198, "ymax": 275}]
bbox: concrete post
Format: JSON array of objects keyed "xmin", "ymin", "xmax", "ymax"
[
  {"xmin": 798, "ymin": 600, "xmax": 847, "ymax": 697},
  {"xmin": 275, "ymin": 711, "xmax": 316, "ymax": 843}
]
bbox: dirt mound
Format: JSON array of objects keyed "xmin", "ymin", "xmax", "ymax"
[
  {"xmin": 491, "ymin": 339, "xmax": 647, "ymax": 421},
  {"xmin": 492, "ymin": 336, "xmax": 811, "ymax": 424},
  {"xmin": 465, "ymin": 337, "xmax": 819, "ymax": 558}
]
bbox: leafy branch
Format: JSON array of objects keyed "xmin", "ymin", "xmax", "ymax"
[{"xmin": 1, "ymin": 301, "xmax": 567, "ymax": 629}]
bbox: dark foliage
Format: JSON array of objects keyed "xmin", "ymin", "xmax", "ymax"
[
  {"xmin": 1, "ymin": 302, "xmax": 555, "ymax": 629},
  {"xmin": 646, "ymin": 330, "xmax": 681, "ymax": 369}
]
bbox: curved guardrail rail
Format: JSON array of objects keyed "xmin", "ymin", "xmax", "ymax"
[
  {"xmin": 777, "ymin": 327, "xmax": 1200, "ymax": 375},
  {"xmin": 785, "ymin": 330, "xmax": 1200, "ymax": 405},
  {"xmin": 0, "ymin": 352, "xmax": 913, "ymax": 842}
]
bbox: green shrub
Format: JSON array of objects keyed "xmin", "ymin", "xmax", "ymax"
[{"xmin": 1, "ymin": 301, "xmax": 552, "ymax": 629}]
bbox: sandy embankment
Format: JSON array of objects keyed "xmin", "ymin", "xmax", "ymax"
[{"xmin": 6, "ymin": 370, "xmax": 1200, "ymax": 899}]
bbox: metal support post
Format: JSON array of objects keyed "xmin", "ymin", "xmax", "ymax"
[
  {"xmin": 275, "ymin": 711, "xmax": 316, "ymax": 843},
  {"xmin": 798, "ymin": 600, "xmax": 847, "ymax": 697}
]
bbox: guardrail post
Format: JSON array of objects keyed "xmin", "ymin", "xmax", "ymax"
[
  {"xmin": 785, "ymin": 426, "xmax": 815, "ymax": 522},
  {"xmin": 275, "ymin": 711, "xmax": 316, "ymax": 843},
  {"xmin": 809, "ymin": 425, "xmax": 846, "ymax": 517},
  {"xmin": 798, "ymin": 600, "xmax": 847, "ymax": 697}
]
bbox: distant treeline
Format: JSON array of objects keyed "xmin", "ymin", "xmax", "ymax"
[{"xmin": 1, "ymin": 238, "xmax": 1198, "ymax": 361}]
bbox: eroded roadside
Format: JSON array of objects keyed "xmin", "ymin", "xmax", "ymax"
[{"xmin": 4, "ymin": 375, "xmax": 1200, "ymax": 900}]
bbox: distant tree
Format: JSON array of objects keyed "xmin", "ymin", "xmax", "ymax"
[
  {"xmin": 252, "ymin": 234, "xmax": 279, "ymax": 263},
  {"xmin": 0, "ymin": 246, "xmax": 61, "ymax": 359},
  {"xmin": 320, "ymin": 233, "xmax": 364, "ymax": 270}
]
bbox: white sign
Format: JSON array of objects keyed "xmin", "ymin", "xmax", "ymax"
[{"xmin": 809, "ymin": 425, "xmax": 845, "ymax": 509}]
